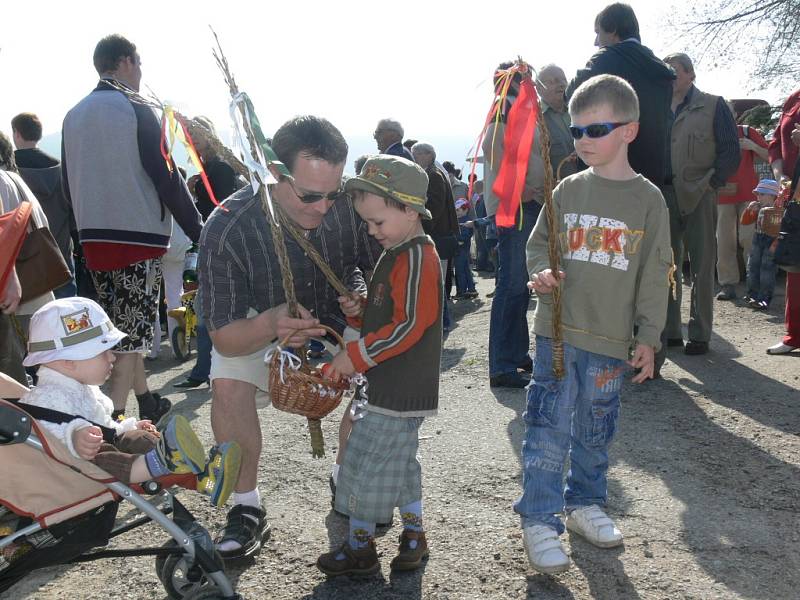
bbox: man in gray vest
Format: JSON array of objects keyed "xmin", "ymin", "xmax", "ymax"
[{"xmin": 660, "ymin": 53, "xmax": 739, "ymax": 357}]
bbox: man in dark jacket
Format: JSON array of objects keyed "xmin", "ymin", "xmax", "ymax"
[
  {"xmin": 12, "ymin": 113, "xmax": 76, "ymax": 298},
  {"xmin": 566, "ymin": 3, "xmax": 675, "ymax": 187},
  {"xmin": 374, "ymin": 118, "xmax": 415, "ymax": 161}
]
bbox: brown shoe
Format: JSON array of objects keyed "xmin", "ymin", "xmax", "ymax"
[
  {"xmin": 316, "ymin": 541, "xmax": 380, "ymax": 577},
  {"xmin": 390, "ymin": 530, "xmax": 429, "ymax": 571}
]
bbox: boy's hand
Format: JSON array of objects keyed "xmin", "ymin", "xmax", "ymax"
[
  {"xmin": 338, "ymin": 292, "xmax": 365, "ymax": 318},
  {"xmin": 325, "ymin": 350, "xmax": 356, "ymax": 380},
  {"xmin": 628, "ymin": 345, "xmax": 655, "ymax": 384},
  {"xmin": 528, "ymin": 269, "xmax": 565, "ymax": 295},
  {"xmin": 73, "ymin": 426, "xmax": 103, "ymax": 460},
  {"xmin": 136, "ymin": 420, "xmax": 159, "ymax": 435}
]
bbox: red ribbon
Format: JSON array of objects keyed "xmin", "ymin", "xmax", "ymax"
[{"xmin": 492, "ymin": 77, "xmax": 539, "ymax": 228}]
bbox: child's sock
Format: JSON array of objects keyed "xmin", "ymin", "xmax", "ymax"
[
  {"xmin": 400, "ymin": 500, "xmax": 423, "ymax": 549},
  {"xmin": 144, "ymin": 448, "xmax": 170, "ymax": 478},
  {"xmin": 347, "ymin": 518, "xmax": 375, "ymax": 552}
]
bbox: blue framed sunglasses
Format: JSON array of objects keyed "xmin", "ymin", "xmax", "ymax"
[{"xmin": 569, "ymin": 122, "xmax": 630, "ymax": 140}]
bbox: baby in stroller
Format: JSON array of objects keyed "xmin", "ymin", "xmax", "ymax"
[{"xmin": 20, "ymin": 297, "xmax": 240, "ymax": 506}]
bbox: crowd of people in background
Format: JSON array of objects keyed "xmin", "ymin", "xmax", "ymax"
[{"xmin": 2, "ymin": 0, "xmax": 800, "ymax": 584}]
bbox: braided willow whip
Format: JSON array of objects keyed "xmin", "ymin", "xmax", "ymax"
[
  {"xmin": 537, "ymin": 106, "xmax": 565, "ymax": 379},
  {"xmin": 210, "ymin": 31, "xmax": 335, "ymax": 455}
]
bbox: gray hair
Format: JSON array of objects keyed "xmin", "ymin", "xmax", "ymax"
[
  {"xmin": 376, "ymin": 118, "xmax": 404, "ymax": 137},
  {"xmin": 663, "ymin": 52, "xmax": 694, "ymax": 75},
  {"xmin": 410, "ymin": 141, "xmax": 436, "ymax": 160},
  {"xmin": 538, "ymin": 63, "xmax": 565, "ymax": 79}
]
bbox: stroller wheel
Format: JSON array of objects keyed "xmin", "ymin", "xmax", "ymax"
[{"xmin": 160, "ymin": 549, "xmax": 224, "ymax": 599}]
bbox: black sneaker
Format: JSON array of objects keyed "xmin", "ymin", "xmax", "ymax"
[
  {"xmin": 140, "ymin": 393, "xmax": 172, "ymax": 423},
  {"xmin": 684, "ymin": 341, "xmax": 709, "ymax": 355},
  {"xmin": 489, "ymin": 372, "xmax": 530, "ymax": 389}
]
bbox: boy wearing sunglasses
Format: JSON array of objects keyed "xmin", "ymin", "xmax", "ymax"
[{"xmin": 517, "ymin": 74, "xmax": 672, "ymax": 574}]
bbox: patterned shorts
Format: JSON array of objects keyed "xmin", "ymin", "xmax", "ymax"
[
  {"xmin": 90, "ymin": 258, "xmax": 162, "ymax": 353},
  {"xmin": 334, "ymin": 411, "xmax": 424, "ymax": 523}
]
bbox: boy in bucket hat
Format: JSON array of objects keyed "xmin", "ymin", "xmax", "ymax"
[
  {"xmin": 316, "ymin": 156, "xmax": 443, "ymax": 576},
  {"xmin": 20, "ymin": 297, "xmax": 241, "ymax": 506}
]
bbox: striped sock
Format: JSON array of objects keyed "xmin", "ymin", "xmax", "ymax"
[{"xmin": 400, "ymin": 500, "xmax": 423, "ymax": 549}]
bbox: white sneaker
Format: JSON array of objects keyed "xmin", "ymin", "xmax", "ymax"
[
  {"xmin": 566, "ymin": 505, "xmax": 623, "ymax": 548},
  {"xmin": 522, "ymin": 524, "xmax": 570, "ymax": 574},
  {"xmin": 766, "ymin": 342, "xmax": 798, "ymax": 355}
]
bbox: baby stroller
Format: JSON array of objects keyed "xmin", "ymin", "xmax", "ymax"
[{"xmin": 0, "ymin": 379, "xmax": 241, "ymax": 600}]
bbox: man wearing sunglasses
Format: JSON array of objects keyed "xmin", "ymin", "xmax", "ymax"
[{"xmin": 197, "ymin": 115, "xmax": 379, "ymax": 560}]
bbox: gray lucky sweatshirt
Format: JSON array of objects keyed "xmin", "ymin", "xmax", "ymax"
[{"xmin": 527, "ymin": 169, "xmax": 672, "ymax": 360}]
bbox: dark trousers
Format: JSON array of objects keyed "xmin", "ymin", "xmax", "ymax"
[{"xmin": 92, "ymin": 429, "xmax": 160, "ymax": 483}]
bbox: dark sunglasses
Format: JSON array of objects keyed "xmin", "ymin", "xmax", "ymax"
[
  {"xmin": 569, "ymin": 122, "xmax": 630, "ymax": 140},
  {"xmin": 285, "ymin": 176, "xmax": 349, "ymax": 204}
]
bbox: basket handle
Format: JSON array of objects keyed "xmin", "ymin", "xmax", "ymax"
[{"xmin": 278, "ymin": 324, "xmax": 346, "ymax": 355}]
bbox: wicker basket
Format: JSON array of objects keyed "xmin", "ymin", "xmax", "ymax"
[{"xmin": 268, "ymin": 325, "xmax": 351, "ymax": 420}]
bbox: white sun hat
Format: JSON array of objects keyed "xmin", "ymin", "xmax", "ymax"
[{"xmin": 22, "ymin": 297, "xmax": 127, "ymax": 367}]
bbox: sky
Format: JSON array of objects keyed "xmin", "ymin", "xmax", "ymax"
[{"xmin": 0, "ymin": 0, "xmax": 785, "ymax": 176}]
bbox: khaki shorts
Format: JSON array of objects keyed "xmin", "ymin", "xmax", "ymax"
[{"xmin": 209, "ymin": 324, "xmax": 360, "ymax": 408}]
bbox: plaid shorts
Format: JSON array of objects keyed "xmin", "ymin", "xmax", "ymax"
[
  {"xmin": 334, "ymin": 411, "xmax": 424, "ymax": 523},
  {"xmin": 90, "ymin": 258, "xmax": 162, "ymax": 353}
]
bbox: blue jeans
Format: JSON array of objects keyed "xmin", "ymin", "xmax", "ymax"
[
  {"xmin": 189, "ymin": 321, "xmax": 212, "ymax": 381},
  {"xmin": 514, "ymin": 336, "xmax": 624, "ymax": 533},
  {"xmin": 746, "ymin": 233, "xmax": 777, "ymax": 304},
  {"xmin": 454, "ymin": 245, "xmax": 476, "ymax": 293},
  {"xmin": 489, "ymin": 202, "xmax": 540, "ymax": 376}
]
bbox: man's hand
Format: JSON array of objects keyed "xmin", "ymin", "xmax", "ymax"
[
  {"xmin": 0, "ymin": 267, "xmax": 21, "ymax": 314},
  {"xmin": 628, "ymin": 345, "xmax": 655, "ymax": 384},
  {"xmin": 527, "ymin": 269, "xmax": 565, "ymax": 295},
  {"xmin": 325, "ymin": 350, "xmax": 356, "ymax": 380},
  {"xmin": 264, "ymin": 303, "xmax": 326, "ymax": 348},
  {"xmin": 338, "ymin": 292, "xmax": 365, "ymax": 318},
  {"xmin": 73, "ymin": 426, "xmax": 103, "ymax": 460}
]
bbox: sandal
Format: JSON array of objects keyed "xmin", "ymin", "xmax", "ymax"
[{"xmin": 214, "ymin": 504, "xmax": 271, "ymax": 560}]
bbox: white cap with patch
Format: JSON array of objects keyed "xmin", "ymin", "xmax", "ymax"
[{"xmin": 22, "ymin": 297, "xmax": 127, "ymax": 367}]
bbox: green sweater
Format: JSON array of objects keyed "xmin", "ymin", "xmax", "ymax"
[{"xmin": 527, "ymin": 170, "xmax": 672, "ymax": 360}]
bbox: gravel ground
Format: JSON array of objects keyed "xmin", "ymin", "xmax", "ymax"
[{"xmin": 3, "ymin": 271, "xmax": 799, "ymax": 600}]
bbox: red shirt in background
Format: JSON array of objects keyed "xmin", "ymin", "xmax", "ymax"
[
  {"xmin": 768, "ymin": 89, "xmax": 800, "ymax": 177},
  {"xmin": 721, "ymin": 125, "xmax": 769, "ymax": 205}
]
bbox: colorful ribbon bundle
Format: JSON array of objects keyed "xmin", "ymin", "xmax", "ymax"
[
  {"xmin": 159, "ymin": 106, "xmax": 220, "ymax": 208},
  {"xmin": 467, "ymin": 59, "xmax": 540, "ymax": 229}
]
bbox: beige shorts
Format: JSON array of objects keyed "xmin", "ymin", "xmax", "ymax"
[{"xmin": 209, "ymin": 324, "xmax": 360, "ymax": 408}]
